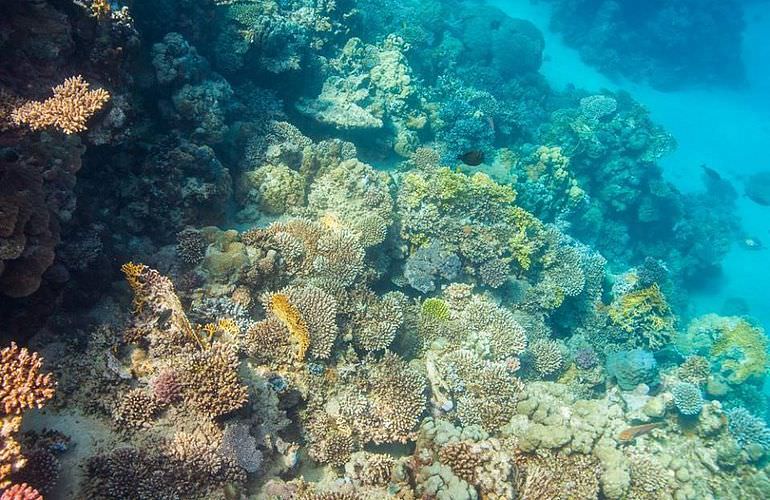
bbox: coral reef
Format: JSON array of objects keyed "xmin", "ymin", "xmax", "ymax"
[
  {"xmin": 0, "ymin": 0, "xmax": 763, "ymax": 498},
  {"xmin": 542, "ymin": 0, "xmax": 745, "ymax": 88}
]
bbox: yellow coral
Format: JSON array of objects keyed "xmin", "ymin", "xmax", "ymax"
[
  {"xmin": 607, "ymin": 284, "xmax": 675, "ymax": 349},
  {"xmin": 11, "ymin": 75, "xmax": 110, "ymax": 134},
  {"xmin": 711, "ymin": 318, "xmax": 769, "ymax": 384},
  {"xmin": 421, "ymin": 298, "xmax": 450, "ymax": 322},
  {"xmin": 121, "ymin": 261, "xmax": 146, "ymax": 313},
  {"xmin": 270, "ymin": 293, "xmax": 310, "ymax": 361}
]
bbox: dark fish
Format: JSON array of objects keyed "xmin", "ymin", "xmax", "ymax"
[
  {"xmin": 745, "ymin": 171, "xmax": 770, "ymax": 206},
  {"xmin": 457, "ymin": 150, "xmax": 485, "ymax": 166},
  {"xmin": 700, "ymin": 164, "xmax": 722, "ymax": 182}
]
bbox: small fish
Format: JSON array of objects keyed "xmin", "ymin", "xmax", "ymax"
[
  {"xmin": 617, "ymin": 422, "xmax": 665, "ymax": 442},
  {"xmin": 740, "ymin": 237, "xmax": 765, "ymax": 251},
  {"xmin": 457, "ymin": 150, "xmax": 485, "ymax": 166}
]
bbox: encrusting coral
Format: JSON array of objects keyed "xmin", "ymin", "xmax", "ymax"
[{"xmin": 11, "ymin": 76, "xmax": 110, "ymax": 134}]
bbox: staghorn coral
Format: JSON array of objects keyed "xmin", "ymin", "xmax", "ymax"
[
  {"xmin": 11, "ymin": 76, "xmax": 110, "ymax": 134},
  {"xmin": 176, "ymin": 343, "xmax": 248, "ymax": 419}
]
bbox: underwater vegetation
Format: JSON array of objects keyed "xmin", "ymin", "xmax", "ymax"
[{"xmin": 0, "ymin": 0, "xmax": 767, "ymax": 499}]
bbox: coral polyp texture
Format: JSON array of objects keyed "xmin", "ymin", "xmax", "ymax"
[{"xmin": 0, "ymin": 0, "xmax": 764, "ymax": 498}]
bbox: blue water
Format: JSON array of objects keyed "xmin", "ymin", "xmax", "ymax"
[{"xmin": 494, "ymin": 0, "xmax": 770, "ymax": 330}]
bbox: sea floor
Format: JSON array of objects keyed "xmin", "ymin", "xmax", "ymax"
[{"xmin": 492, "ymin": 0, "xmax": 770, "ymax": 330}]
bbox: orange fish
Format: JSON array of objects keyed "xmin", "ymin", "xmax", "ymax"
[{"xmin": 617, "ymin": 422, "xmax": 665, "ymax": 442}]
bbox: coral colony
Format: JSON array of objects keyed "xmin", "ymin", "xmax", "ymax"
[{"xmin": 0, "ymin": 0, "xmax": 766, "ymax": 499}]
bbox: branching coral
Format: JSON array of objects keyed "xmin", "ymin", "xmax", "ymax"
[
  {"xmin": 176, "ymin": 343, "xmax": 248, "ymax": 419},
  {"xmin": 0, "ymin": 344, "xmax": 55, "ymax": 489},
  {"xmin": 349, "ymin": 290, "xmax": 405, "ymax": 352},
  {"xmin": 1, "ymin": 483, "xmax": 42, "ymax": 500},
  {"xmin": 307, "ymin": 159, "xmax": 394, "ymax": 247},
  {"xmin": 0, "ymin": 343, "xmax": 55, "ymax": 416},
  {"xmin": 607, "ymin": 284, "xmax": 675, "ymax": 350},
  {"xmin": 710, "ymin": 318, "xmax": 769, "ymax": 384},
  {"xmin": 264, "ymin": 285, "xmax": 338, "ymax": 360},
  {"xmin": 11, "ymin": 76, "xmax": 110, "ymax": 134}
]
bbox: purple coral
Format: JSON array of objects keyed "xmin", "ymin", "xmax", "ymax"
[
  {"xmin": 151, "ymin": 369, "xmax": 182, "ymax": 406},
  {"xmin": 574, "ymin": 347, "xmax": 599, "ymax": 370}
]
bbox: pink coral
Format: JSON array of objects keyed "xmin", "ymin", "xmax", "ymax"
[{"xmin": 1, "ymin": 483, "xmax": 42, "ymax": 500}]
